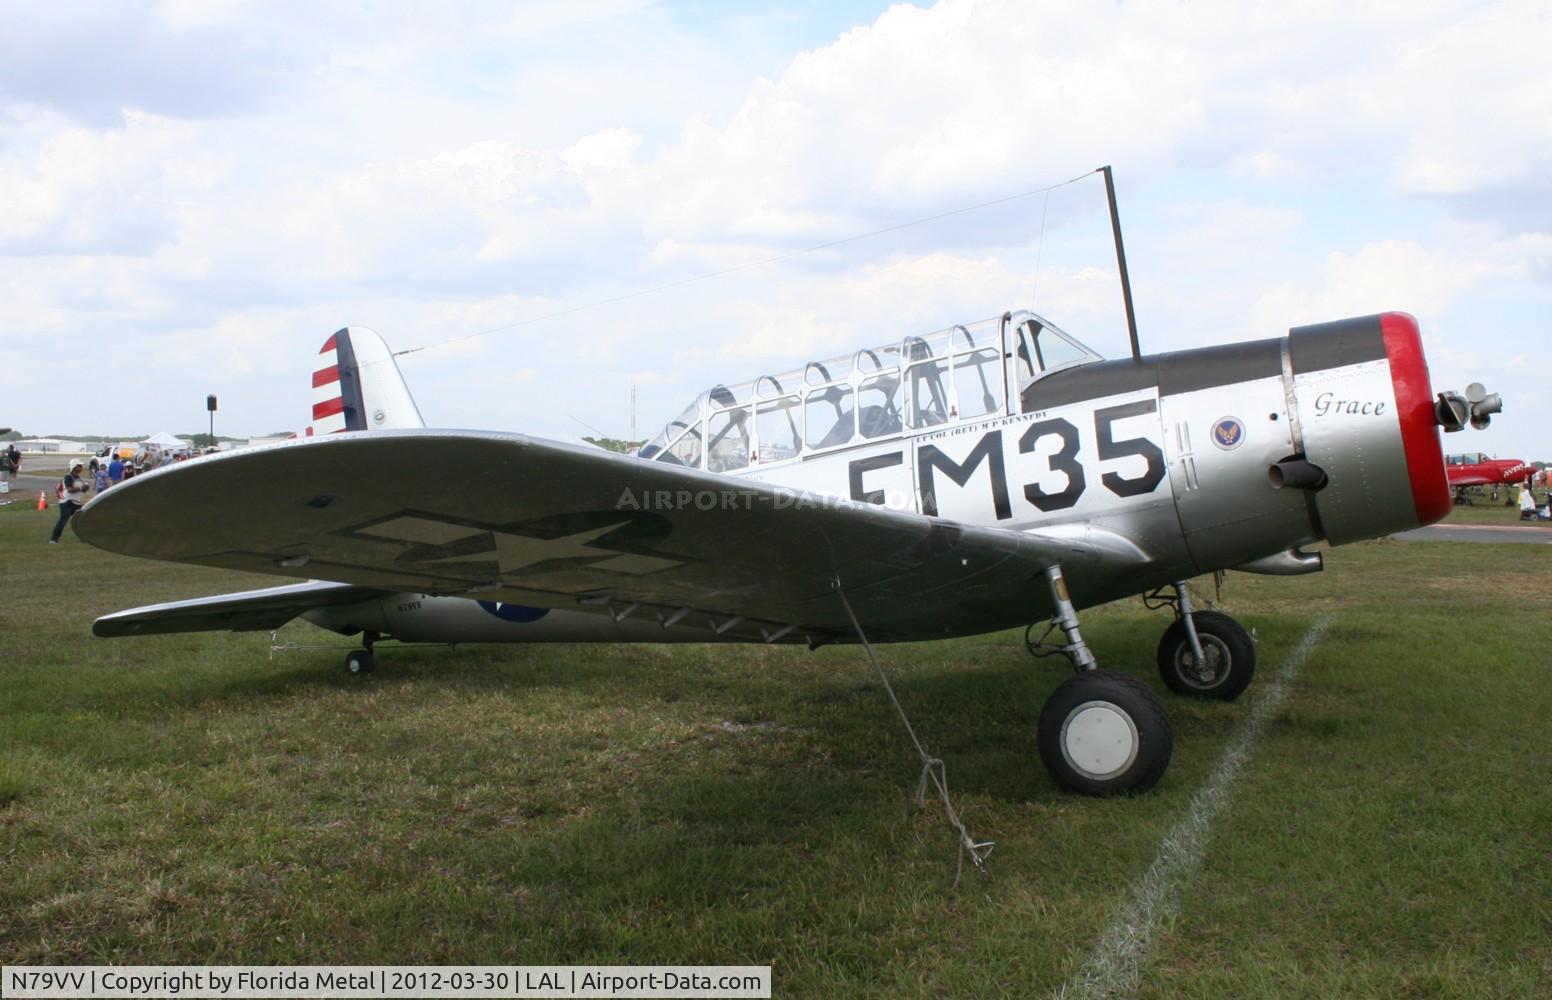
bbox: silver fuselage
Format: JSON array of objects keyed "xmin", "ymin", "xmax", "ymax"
[{"xmin": 305, "ymin": 313, "xmax": 1446, "ymax": 644}]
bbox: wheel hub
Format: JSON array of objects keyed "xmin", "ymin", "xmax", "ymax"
[
  {"xmin": 1059, "ymin": 700, "xmax": 1140, "ymax": 780},
  {"xmin": 1178, "ymin": 637, "xmax": 1227, "ymax": 687}
]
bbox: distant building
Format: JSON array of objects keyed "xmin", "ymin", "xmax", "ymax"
[{"xmin": 14, "ymin": 438, "xmax": 91, "ymax": 453}]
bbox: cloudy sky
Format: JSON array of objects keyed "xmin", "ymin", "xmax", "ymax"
[{"xmin": 4, "ymin": 0, "xmax": 1549, "ymax": 459}]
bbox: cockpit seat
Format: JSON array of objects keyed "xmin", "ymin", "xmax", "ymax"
[{"xmin": 859, "ymin": 405, "xmax": 901, "ymax": 439}]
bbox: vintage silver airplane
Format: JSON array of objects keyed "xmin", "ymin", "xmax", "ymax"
[{"xmin": 74, "ymin": 311, "xmax": 1499, "ymax": 795}]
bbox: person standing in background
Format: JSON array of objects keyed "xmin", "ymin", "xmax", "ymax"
[{"xmin": 50, "ymin": 460, "xmax": 90, "ymax": 544}]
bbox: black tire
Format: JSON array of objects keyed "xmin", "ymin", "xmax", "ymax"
[
  {"xmin": 1037, "ymin": 669, "xmax": 1173, "ymax": 795},
  {"xmin": 1157, "ymin": 610, "xmax": 1255, "ymax": 701},
  {"xmin": 344, "ymin": 649, "xmax": 375, "ymax": 675}
]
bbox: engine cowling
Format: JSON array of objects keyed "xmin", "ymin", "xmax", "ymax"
[{"xmin": 1286, "ymin": 312, "xmax": 1451, "ymax": 544}]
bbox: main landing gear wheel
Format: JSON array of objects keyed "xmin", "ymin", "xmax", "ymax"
[
  {"xmin": 1037, "ymin": 669, "xmax": 1173, "ymax": 796},
  {"xmin": 344, "ymin": 649, "xmax": 375, "ymax": 675},
  {"xmin": 1157, "ymin": 610, "xmax": 1255, "ymax": 701}
]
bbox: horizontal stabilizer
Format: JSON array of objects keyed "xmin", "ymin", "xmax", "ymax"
[{"xmin": 93, "ymin": 580, "xmax": 387, "ymax": 637}]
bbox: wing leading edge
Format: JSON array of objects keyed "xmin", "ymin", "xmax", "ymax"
[{"xmin": 75, "ymin": 430, "xmax": 1155, "ymax": 643}]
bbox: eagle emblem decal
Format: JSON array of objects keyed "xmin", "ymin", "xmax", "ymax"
[{"xmin": 1211, "ymin": 416, "xmax": 1245, "ymax": 450}]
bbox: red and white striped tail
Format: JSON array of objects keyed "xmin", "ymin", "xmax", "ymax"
[
  {"xmin": 311, "ymin": 331, "xmax": 351, "ymax": 434},
  {"xmin": 309, "ymin": 327, "xmax": 426, "ymax": 435}
]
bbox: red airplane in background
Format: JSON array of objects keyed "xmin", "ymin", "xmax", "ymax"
[{"xmin": 1445, "ymin": 452, "xmax": 1533, "ymax": 504}]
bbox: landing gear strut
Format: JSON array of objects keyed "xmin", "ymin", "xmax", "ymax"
[
  {"xmin": 1148, "ymin": 583, "xmax": 1256, "ymax": 701},
  {"xmin": 1031, "ymin": 565, "xmax": 1173, "ymax": 795},
  {"xmin": 344, "ymin": 631, "xmax": 378, "ymax": 675}
]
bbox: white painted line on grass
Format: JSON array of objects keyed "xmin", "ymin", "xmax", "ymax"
[
  {"xmin": 1057, "ymin": 615, "xmax": 1334, "ymax": 1000},
  {"xmin": 1409, "ymin": 522, "xmax": 1549, "ymax": 531}
]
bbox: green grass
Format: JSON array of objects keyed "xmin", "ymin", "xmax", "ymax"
[
  {"xmin": 2, "ymin": 502, "xmax": 1550, "ymax": 996},
  {"xmin": 1445, "ymin": 503, "xmax": 1549, "ymax": 528},
  {"xmin": 1444, "ymin": 485, "xmax": 1544, "ymax": 526}
]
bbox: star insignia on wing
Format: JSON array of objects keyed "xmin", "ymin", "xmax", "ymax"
[{"xmin": 350, "ymin": 514, "xmax": 683, "ymax": 578}]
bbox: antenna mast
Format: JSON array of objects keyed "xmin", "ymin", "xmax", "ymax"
[{"xmin": 1100, "ymin": 165, "xmax": 1141, "ymax": 360}]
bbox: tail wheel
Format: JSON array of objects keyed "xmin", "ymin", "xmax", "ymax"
[
  {"xmin": 1157, "ymin": 610, "xmax": 1255, "ymax": 701},
  {"xmin": 1037, "ymin": 669, "xmax": 1173, "ymax": 795}
]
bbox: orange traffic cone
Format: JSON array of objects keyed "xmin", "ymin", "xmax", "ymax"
[{"xmin": 37, "ymin": 491, "xmax": 47, "ymax": 511}]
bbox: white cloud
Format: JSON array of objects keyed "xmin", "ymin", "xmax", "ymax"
[
  {"xmin": 1232, "ymin": 151, "xmax": 1301, "ymax": 182},
  {"xmin": 640, "ymin": 0, "xmax": 1215, "ymax": 242},
  {"xmin": 1250, "ymin": 227, "xmax": 1544, "ymax": 336},
  {"xmin": 0, "ymin": 109, "xmax": 202, "ymax": 252},
  {"xmin": 3, "ymin": 0, "xmax": 1551, "ymax": 461},
  {"xmin": 153, "ymin": 0, "xmax": 253, "ymax": 29},
  {"xmin": 1379, "ymin": 4, "xmax": 1552, "ymax": 200}
]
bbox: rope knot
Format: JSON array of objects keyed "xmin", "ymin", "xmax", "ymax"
[{"xmin": 916, "ymin": 757, "xmax": 944, "ymax": 807}]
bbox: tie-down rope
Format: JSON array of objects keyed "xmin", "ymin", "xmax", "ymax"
[{"xmin": 831, "ymin": 577, "xmax": 994, "ymax": 885}]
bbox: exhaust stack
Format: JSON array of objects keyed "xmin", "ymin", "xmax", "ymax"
[{"xmin": 1268, "ymin": 459, "xmax": 1328, "ymax": 492}]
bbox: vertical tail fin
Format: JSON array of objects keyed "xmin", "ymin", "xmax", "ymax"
[{"xmin": 310, "ymin": 327, "xmax": 426, "ymax": 434}]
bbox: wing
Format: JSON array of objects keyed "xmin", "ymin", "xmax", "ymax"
[
  {"xmin": 1445, "ymin": 468, "xmax": 1490, "ymax": 486},
  {"xmin": 74, "ymin": 430, "xmax": 1151, "ymax": 643},
  {"xmin": 93, "ymin": 580, "xmax": 388, "ymax": 637}
]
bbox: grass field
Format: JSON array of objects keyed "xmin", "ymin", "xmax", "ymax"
[{"xmin": 2, "ymin": 499, "xmax": 1550, "ymax": 997}]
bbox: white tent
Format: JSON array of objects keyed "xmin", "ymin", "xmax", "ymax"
[{"xmin": 142, "ymin": 431, "xmax": 189, "ymax": 450}]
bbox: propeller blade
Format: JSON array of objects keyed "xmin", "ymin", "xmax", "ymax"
[{"xmin": 1435, "ymin": 391, "xmax": 1470, "ymax": 431}]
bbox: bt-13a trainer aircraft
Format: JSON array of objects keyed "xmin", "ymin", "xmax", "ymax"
[{"xmin": 76, "ymin": 311, "xmax": 1498, "ymax": 794}]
